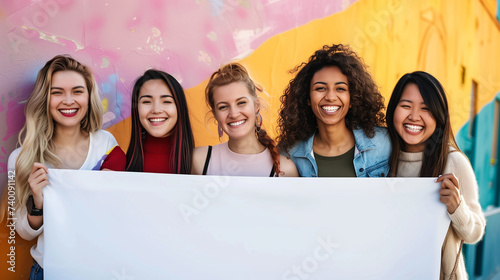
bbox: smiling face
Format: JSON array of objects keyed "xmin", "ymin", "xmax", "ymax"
[
  {"xmin": 212, "ymin": 81, "xmax": 259, "ymax": 141},
  {"xmin": 138, "ymin": 79, "xmax": 178, "ymax": 138},
  {"xmin": 49, "ymin": 70, "xmax": 89, "ymax": 130},
  {"xmin": 309, "ymin": 66, "xmax": 350, "ymax": 129},
  {"xmin": 393, "ymin": 83, "xmax": 437, "ymax": 152}
]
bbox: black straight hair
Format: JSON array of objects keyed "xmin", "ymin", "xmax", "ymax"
[
  {"xmin": 386, "ymin": 71, "xmax": 459, "ymax": 177},
  {"xmin": 126, "ymin": 69, "xmax": 194, "ymax": 174}
]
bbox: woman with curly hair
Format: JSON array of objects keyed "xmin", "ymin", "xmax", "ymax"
[
  {"xmin": 192, "ymin": 62, "xmax": 298, "ymax": 177},
  {"xmin": 277, "ymin": 44, "xmax": 390, "ymax": 177}
]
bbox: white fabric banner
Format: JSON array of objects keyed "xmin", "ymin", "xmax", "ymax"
[{"xmin": 43, "ymin": 170, "xmax": 450, "ymax": 280}]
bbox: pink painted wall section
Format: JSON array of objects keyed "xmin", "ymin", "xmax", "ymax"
[{"xmin": 0, "ymin": 0, "xmax": 355, "ymax": 181}]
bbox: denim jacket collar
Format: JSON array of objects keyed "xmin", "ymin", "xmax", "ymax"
[
  {"xmin": 289, "ymin": 127, "xmax": 390, "ymax": 177},
  {"xmin": 293, "ymin": 133, "xmax": 315, "ymax": 158},
  {"xmin": 293, "ymin": 129, "xmax": 374, "ymax": 157},
  {"xmin": 352, "ymin": 129, "xmax": 376, "ymax": 153}
]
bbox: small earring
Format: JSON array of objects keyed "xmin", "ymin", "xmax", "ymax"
[
  {"xmin": 218, "ymin": 123, "xmax": 224, "ymax": 139},
  {"xmin": 255, "ymin": 111, "xmax": 262, "ymax": 132}
]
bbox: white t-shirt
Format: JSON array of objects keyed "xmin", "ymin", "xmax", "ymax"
[{"xmin": 9, "ymin": 129, "xmax": 118, "ymax": 268}]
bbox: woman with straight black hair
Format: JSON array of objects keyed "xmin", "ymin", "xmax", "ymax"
[
  {"xmin": 386, "ymin": 71, "xmax": 485, "ymax": 279},
  {"xmin": 107, "ymin": 69, "xmax": 194, "ymax": 173}
]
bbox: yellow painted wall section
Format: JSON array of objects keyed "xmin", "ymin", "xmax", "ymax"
[{"xmin": 109, "ymin": 0, "xmax": 500, "ymax": 150}]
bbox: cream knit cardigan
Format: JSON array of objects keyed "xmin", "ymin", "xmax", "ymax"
[{"xmin": 397, "ymin": 150, "xmax": 486, "ymax": 280}]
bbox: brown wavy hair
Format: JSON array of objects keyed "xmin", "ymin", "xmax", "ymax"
[
  {"xmin": 206, "ymin": 62, "xmax": 281, "ymax": 176},
  {"xmin": 277, "ymin": 44, "xmax": 385, "ymax": 154}
]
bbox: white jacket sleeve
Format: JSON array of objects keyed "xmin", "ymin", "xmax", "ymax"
[
  {"xmin": 8, "ymin": 147, "xmax": 45, "ymax": 241},
  {"xmin": 446, "ymin": 152, "xmax": 486, "ymax": 244},
  {"xmin": 14, "ymin": 207, "xmax": 44, "ymax": 241}
]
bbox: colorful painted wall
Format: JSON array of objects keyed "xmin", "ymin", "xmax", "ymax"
[{"xmin": 1, "ymin": 0, "xmax": 500, "ymax": 279}]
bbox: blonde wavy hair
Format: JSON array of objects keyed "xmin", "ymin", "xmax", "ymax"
[{"xmin": 6, "ymin": 55, "xmax": 103, "ymax": 216}]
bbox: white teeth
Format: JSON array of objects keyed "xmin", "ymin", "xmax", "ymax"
[
  {"xmin": 149, "ymin": 118, "xmax": 166, "ymax": 123},
  {"xmin": 404, "ymin": 124, "xmax": 423, "ymax": 132},
  {"xmin": 59, "ymin": 109, "xmax": 77, "ymax": 114},
  {"xmin": 321, "ymin": 106, "xmax": 340, "ymax": 112},
  {"xmin": 228, "ymin": 120, "xmax": 245, "ymax": 126}
]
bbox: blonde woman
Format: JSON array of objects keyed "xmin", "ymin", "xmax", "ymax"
[{"xmin": 7, "ymin": 55, "xmax": 125, "ymax": 279}]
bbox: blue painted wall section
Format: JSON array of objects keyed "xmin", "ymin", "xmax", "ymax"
[
  {"xmin": 457, "ymin": 99, "xmax": 498, "ymax": 208},
  {"xmin": 498, "ymin": 0, "xmax": 500, "ymax": 22},
  {"xmin": 456, "ymin": 93, "xmax": 500, "ymax": 279},
  {"xmin": 481, "ymin": 210, "xmax": 500, "ymax": 278}
]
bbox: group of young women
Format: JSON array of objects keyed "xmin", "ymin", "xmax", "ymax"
[{"xmin": 6, "ymin": 43, "xmax": 485, "ymax": 279}]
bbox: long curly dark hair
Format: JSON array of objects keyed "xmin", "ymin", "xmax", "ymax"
[{"xmin": 277, "ymin": 44, "xmax": 385, "ymax": 153}]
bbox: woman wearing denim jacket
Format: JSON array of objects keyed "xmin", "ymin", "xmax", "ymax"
[{"xmin": 277, "ymin": 44, "xmax": 390, "ymax": 177}]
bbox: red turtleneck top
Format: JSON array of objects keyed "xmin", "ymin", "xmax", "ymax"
[{"xmin": 143, "ymin": 135, "xmax": 174, "ymax": 173}]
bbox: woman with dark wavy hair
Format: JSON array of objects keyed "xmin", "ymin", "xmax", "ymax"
[
  {"xmin": 277, "ymin": 44, "xmax": 390, "ymax": 177},
  {"xmin": 120, "ymin": 69, "xmax": 194, "ymax": 173}
]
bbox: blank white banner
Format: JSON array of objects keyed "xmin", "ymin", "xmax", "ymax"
[{"xmin": 43, "ymin": 170, "xmax": 449, "ymax": 280}]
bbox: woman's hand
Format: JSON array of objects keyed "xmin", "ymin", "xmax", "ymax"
[
  {"xmin": 28, "ymin": 162, "xmax": 49, "ymax": 210},
  {"xmin": 436, "ymin": 173, "xmax": 461, "ymax": 214}
]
